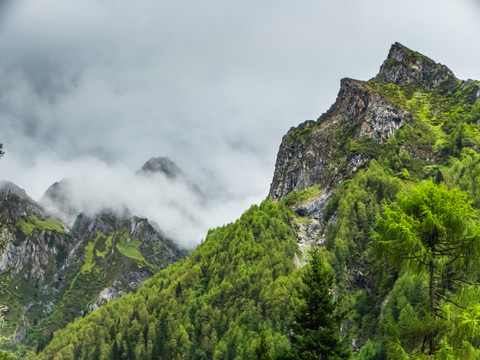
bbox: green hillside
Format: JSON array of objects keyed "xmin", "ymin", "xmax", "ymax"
[
  {"xmin": 33, "ymin": 201, "xmax": 300, "ymax": 359},
  {"xmin": 4, "ymin": 43, "xmax": 480, "ymax": 359}
]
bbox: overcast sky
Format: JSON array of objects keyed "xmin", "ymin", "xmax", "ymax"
[{"xmin": 0, "ymin": 0, "xmax": 479, "ymax": 246}]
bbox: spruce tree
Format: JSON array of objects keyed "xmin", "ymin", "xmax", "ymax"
[{"xmin": 288, "ymin": 248, "xmax": 350, "ymax": 360}]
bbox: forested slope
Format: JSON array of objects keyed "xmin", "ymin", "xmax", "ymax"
[{"xmin": 33, "ymin": 202, "xmax": 300, "ymax": 359}]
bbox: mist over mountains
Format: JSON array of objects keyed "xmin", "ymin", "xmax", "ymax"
[{"xmin": 34, "ymin": 156, "xmax": 240, "ymax": 249}]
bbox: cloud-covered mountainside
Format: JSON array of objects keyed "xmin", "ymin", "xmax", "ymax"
[
  {"xmin": 0, "ymin": 176, "xmax": 187, "ymax": 347},
  {"xmin": 38, "ymin": 157, "xmax": 209, "ymax": 248},
  {"xmin": 1, "ymin": 42, "xmax": 477, "ymax": 359}
]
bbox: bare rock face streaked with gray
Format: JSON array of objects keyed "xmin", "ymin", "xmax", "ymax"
[
  {"xmin": 268, "ymin": 78, "xmax": 411, "ymax": 200},
  {"xmin": 269, "ymin": 42, "xmax": 456, "ymax": 201}
]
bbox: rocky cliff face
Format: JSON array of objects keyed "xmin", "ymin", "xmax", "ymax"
[
  {"xmin": 0, "ymin": 182, "xmax": 47, "ymax": 223},
  {"xmin": 269, "ymin": 78, "xmax": 411, "ymax": 201},
  {"xmin": 268, "ymin": 43, "xmax": 459, "ymax": 205}
]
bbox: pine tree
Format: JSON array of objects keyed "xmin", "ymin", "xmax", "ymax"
[
  {"xmin": 110, "ymin": 340, "xmax": 121, "ymax": 360},
  {"xmin": 288, "ymin": 248, "xmax": 350, "ymax": 360}
]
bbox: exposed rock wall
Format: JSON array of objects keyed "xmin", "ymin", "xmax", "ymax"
[
  {"xmin": 269, "ymin": 42, "xmax": 458, "ymax": 201},
  {"xmin": 269, "ymin": 78, "xmax": 411, "ymax": 200}
]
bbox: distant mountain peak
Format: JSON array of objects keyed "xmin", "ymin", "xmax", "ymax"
[
  {"xmin": 0, "ymin": 180, "xmax": 31, "ymax": 201},
  {"xmin": 136, "ymin": 157, "xmax": 183, "ymax": 179},
  {"xmin": 40, "ymin": 178, "xmax": 78, "ymax": 224},
  {"xmin": 374, "ymin": 42, "xmax": 458, "ymax": 90},
  {"xmin": 0, "ymin": 180, "xmax": 47, "ymax": 222}
]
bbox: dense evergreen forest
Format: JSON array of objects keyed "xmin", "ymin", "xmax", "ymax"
[{"xmin": 2, "ymin": 44, "xmax": 480, "ymax": 359}]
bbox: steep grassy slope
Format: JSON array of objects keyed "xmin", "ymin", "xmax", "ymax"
[{"xmin": 30, "ymin": 212, "xmax": 186, "ymax": 350}]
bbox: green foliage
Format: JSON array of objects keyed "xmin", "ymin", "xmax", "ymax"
[
  {"xmin": 349, "ymin": 138, "xmax": 383, "ymax": 157},
  {"xmin": 284, "ymin": 186, "xmax": 322, "ymax": 207},
  {"xmin": 373, "ymin": 181, "xmax": 480, "ymax": 356},
  {"xmin": 326, "ymin": 160, "xmax": 403, "ymax": 272},
  {"xmin": 357, "ymin": 340, "xmax": 385, "ymax": 360},
  {"xmin": 374, "ymin": 182, "xmax": 480, "ymax": 300},
  {"xmin": 35, "ymin": 201, "xmax": 300, "ymax": 360},
  {"xmin": 296, "ymin": 126, "xmax": 313, "ymax": 137},
  {"xmin": 114, "ymin": 233, "xmax": 145, "ymax": 262},
  {"xmin": 443, "ymin": 148, "xmax": 480, "ymax": 207},
  {"xmin": 0, "ymin": 350, "xmax": 16, "ymax": 360},
  {"xmin": 287, "ymin": 248, "xmax": 351, "ymax": 360},
  {"xmin": 16, "ymin": 215, "xmax": 67, "ymax": 236}
]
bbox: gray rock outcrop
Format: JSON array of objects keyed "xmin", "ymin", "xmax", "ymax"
[
  {"xmin": 268, "ymin": 42, "xmax": 456, "ymax": 201},
  {"xmin": 269, "ymin": 77, "xmax": 411, "ymax": 200}
]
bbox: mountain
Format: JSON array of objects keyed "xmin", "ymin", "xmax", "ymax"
[
  {"xmin": 40, "ymin": 157, "xmax": 205, "ymax": 227},
  {"xmin": 137, "ymin": 157, "xmax": 205, "ymax": 200},
  {"xmin": 136, "ymin": 157, "xmax": 184, "ymax": 179},
  {"xmin": 271, "ymin": 42, "xmax": 478, "ymax": 214},
  {"xmin": 5, "ymin": 42, "xmax": 480, "ymax": 359},
  {"xmin": 39, "ymin": 179, "xmax": 78, "ymax": 225},
  {"xmin": 0, "ymin": 180, "xmax": 187, "ymax": 348},
  {"xmin": 270, "ymin": 42, "xmax": 463, "ymax": 201}
]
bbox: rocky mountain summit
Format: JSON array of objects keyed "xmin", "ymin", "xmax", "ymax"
[
  {"xmin": 137, "ymin": 157, "xmax": 205, "ymax": 200},
  {"xmin": 268, "ymin": 42, "xmax": 474, "ymax": 219},
  {"xmin": 374, "ymin": 42, "xmax": 458, "ymax": 91},
  {"xmin": 39, "ymin": 179, "xmax": 77, "ymax": 224},
  {"xmin": 0, "ymin": 181, "xmax": 48, "ymax": 224}
]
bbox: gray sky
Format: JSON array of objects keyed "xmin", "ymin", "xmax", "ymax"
[{"xmin": 0, "ymin": 0, "xmax": 479, "ymax": 246}]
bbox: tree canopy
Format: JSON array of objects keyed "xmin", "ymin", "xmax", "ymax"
[
  {"xmin": 374, "ymin": 181, "xmax": 480, "ymax": 316},
  {"xmin": 373, "ymin": 181, "xmax": 480, "ymax": 356}
]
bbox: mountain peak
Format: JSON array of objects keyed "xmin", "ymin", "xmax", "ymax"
[
  {"xmin": 0, "ymin": 180, "xmax": 47, "ymax": 222},
  {"xmin": 40, "ymin": 178, "xmax": 78, "ymax": 224},
  {"xmin": 137, "ymin": 157, "xmax": 183, "ymax": 179},
  {"xmin": 0, "ymin": 180, "xmax": 28, "ymax": 199},
  {"xmin": 374, "ymin": 42, "xmax": 458, "ymax": 90}
]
